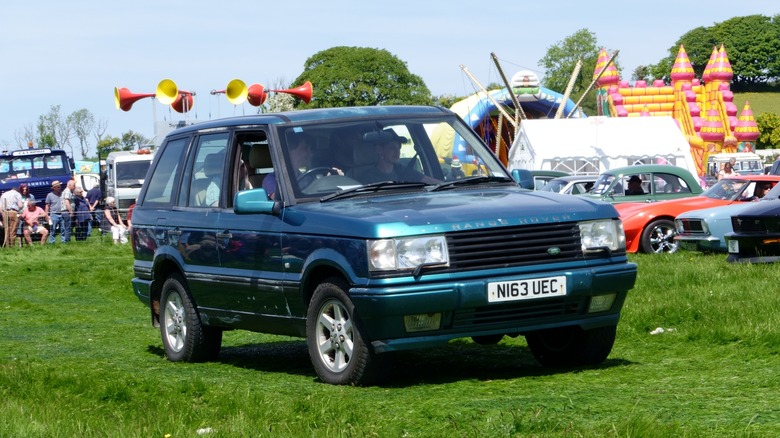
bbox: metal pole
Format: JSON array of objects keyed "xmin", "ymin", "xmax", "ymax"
[
  {"xmin": 460, "ymin": 65, "xmax": 518, "ymax": 129},
  {"xmin": 555, "ymin": 59, "xmax": 582, "ymax": 119},
  {"xmin": 567, "ymin": 50, "xmax": 619, "ymax": 118},
  {"xmin": 490, "ymin": 52, "xmax": 527, "ymax": 121}
]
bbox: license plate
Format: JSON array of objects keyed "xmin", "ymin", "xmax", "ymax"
[
  {"xmin": 487, "ymin": 276, "xmax": 567, "ymax": 303},
  {"xmin": 728, "ymin": 239, "xmax": 739, "ymax": 253}
]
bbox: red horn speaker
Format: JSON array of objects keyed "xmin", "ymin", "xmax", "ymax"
[
  {"xmin": 269, "ymin": 81, "xmax": 312, "ymax": 103},
  {"xmin": 114, "ymin": 87, "xmax": 155, "ymax": 111}
]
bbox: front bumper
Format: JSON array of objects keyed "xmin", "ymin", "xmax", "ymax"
[{"xmin": 350, "ymin": 262, "xmax": 637, "ymax": 353}]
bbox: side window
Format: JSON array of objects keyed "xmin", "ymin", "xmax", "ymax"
[
  {"xmin": 623, "ymin": 173, "xmax": 649, "ymax": 196},
  {"xmin": 233, "ymin": 131, "xmax": 271, "ymax": 203},
  {"xmin": 142, "ymin": 137, "xmax": 188, "ymax": 207},
  {"xmin": 187, "ymin": 133, "xmax": 229, "ymax": 208},
  {"xmin": 654, "ymin": 173, "xmax": 691, "ymax": 193}
]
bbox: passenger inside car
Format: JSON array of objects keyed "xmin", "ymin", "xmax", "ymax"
[
  {"xmin": 354, "ymin": 130, "xmax": 439, "ymax": 185},
  {"xmin": 625, "ymin": 175, "xmax": 645, "ymax": 195}
]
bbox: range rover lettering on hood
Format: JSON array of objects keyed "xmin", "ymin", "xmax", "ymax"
[{"xmin": 450, "ymin": 214, "xmax": 575, "ymax": 231}]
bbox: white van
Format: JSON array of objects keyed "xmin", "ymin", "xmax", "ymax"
[
  {"xmin": 105, "ymin": 150, "xmax": 155, "ymax": 214},
  {"xmin": 705, "ymin": 152, "xmax": 763, "ymax": 186}
]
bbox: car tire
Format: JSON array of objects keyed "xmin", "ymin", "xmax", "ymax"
[
  {"xmin": 640, "ymin": 219, "xmax": 679, "ymax": 254},
  {"xmin": 471, "ymin": 334, "xmax": 504, "ymax": 345},
  {"xmin": 160, "ymin": 273, "xmax": 222, "ymax": 362},
  {"xmin": 306, "ymin": 277, "xmax": 378, "ymax": 385},
  {"xmin": 526, "ymin": 325, "xmax": 616, "ymax": 367}
]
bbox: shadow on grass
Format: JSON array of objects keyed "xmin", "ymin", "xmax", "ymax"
[{"xmin": 147, "ymin": 338, "xmax": 636, "ymax": 387}]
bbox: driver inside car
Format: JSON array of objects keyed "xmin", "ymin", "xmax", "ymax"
[{"xmin": 262, "ymin": 131, "xmax": 315, "ymax": 200}]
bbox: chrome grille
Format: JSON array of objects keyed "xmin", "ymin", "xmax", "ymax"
[
  {"xmin": 445, "ymin": 222, "xmax": 583, "ymax": 271},
  {"xmin": 676, "ymin": 218, "xmax": 706, "ymax": 235}
]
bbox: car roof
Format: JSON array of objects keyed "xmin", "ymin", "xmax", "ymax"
[
  {"xmin": 162, "ymin": 105, "xmax": 451, "ymax": 136},
  {"xmin": 601, "ymin": 164, "xmax": 693, "ymax": 176},
  {"xmin": 548, "ymin": 175, "xmax": 597, "ymax": 182},
  {"xmin": 530, "ymin": 170, "xmax": 570, "ymax": 177}
]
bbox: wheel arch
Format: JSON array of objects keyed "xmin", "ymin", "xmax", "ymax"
[
  {"xmin": 628, "ymin": 214, "xmax": 675, "ymax": 252},
  {"xmin": 150, "ymin": 254, "xmax": 187, "ymax": 327},
  {"xmin": 636, "ymin": 215, "xmax": 677, "ymax": 253}
]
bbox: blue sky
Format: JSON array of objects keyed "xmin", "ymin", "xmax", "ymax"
[{"xmin": 1, "ymin": 1, "xmax": 776, "ymax": 156}]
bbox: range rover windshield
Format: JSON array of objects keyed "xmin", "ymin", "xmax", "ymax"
[{"xmin": 274, "ymin": 115, "xmax": 510, "ymax": 200}]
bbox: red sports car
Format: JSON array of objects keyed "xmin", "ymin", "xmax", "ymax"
[{"xmin": 615, "ymin": 175, "xmax": 780, "ymax": 253}]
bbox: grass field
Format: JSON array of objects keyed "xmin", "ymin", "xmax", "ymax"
[
  {"xmin": 733, "ymin": 92, "xmax": 780, "ymax": 116},
  {"xmin": 1, "ymin": 239, "xmax": 778, "ymax": 437}
]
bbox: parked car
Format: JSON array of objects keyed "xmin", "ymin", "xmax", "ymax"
[
  {"xmin": 615, "ymin": 176, "xmax": 780, "ymax": 253},
  {"xmin": 540, "ymin": 175, "xmax": 597, "ymax": 195},
  {"xmin": 587, "ymin": 164, "xmax": 703, "ymax": 205},
  {"xmin": 530, "ymin": 170, "xmax": 569, "ymax": 190},
  {"xmin": 725, "ymin": 193, "xmax": 780, "ymax": 263},
  {"xmin": 674, "ymin": 203, "xmax": 756, "ymax": 252},
  {"xmin": 130, "ymin": 106, "xmax": 637, "ymax": 385}
]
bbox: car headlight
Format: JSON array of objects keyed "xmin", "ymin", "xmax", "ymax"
[
  {"xmin": 674, "ymin": 219, "xmax": 684, "ymax": 234},
  {"xmin": 368, "ymin": 236, "xmax": 449, "ymax": 271},
  {"xmin": 579, "ymin": 219, "xmax": 625, "ymax": 252}
]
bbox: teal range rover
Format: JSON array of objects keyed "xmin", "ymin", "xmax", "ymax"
[{"xmin": 130, "ymin": 106, "xmax": 637, "ymax": 385}]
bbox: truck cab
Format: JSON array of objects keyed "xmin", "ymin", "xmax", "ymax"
[{"xmin": 105, "ymin": 150, "xmax": 155, "ymax": 214}]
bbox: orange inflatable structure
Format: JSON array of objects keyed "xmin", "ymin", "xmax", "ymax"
[{"xmin": 594, "ymin": 45, "xmax": 760, "ymax": 178}]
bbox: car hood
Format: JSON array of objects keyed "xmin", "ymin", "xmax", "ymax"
[
  {"xmin": 676, "ymin": 202, "xmax": 757, "ymax": 220},
  {"xmin": 732, "ymin": 200, "xmax": 780, "ymax": 218},
  {"xmin": 615, "ymin": 195, "xmax": 713, "ymax": 219},
  {"xmin": 284, "ymin": 187, "xmax": 618, "ymax": 238}
]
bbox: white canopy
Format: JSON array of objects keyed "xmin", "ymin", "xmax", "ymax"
[{"xmin": 507, "ymin": 116, "xmax": 698, "ymax": 176}]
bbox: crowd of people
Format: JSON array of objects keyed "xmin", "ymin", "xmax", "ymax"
[{"xmin": 0, "ymin": 178, "xmax": 131, "ymax": 247}]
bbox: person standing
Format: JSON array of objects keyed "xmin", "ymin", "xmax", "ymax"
[
  {"xmin": 19, "ymin": 183, "xmax": 35, "ymax": 209},
  {"xmin": 60, "ymin": 179, "xmax": 75, "ymax": 243},
  {"xmin": 718, "ymin": 158, "xmax": 739, "ymax": 181},
  {"xmin": 45, "ymin": 181, "xmax": 64, "ymax": 243},
  {"xmin": 1, "ymin": 185, "xmax": 24, "ymax": 246},
  {"xmin": 85, "ymin": 183, "xmax": 102, "ymax": 237},
  {"xmin": 72, "ymin": 187, "xmax": 91, "ymax": 241}
]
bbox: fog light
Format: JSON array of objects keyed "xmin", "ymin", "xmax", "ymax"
[
  {"xmin": 588, "ymin": 294, "xmax": 616, "ymax": 313},
  {"xmin": 403, "ymin": 313, "xmax": 442, "ymax": 332}
]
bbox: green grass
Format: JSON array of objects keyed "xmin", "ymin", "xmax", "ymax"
[
  {"xmin": 1, "ymin": 240, "xmax": 778, "ymax": 437},
  {"xmin": 733, "ymin": 92, "xmax": 780, "ymax": 116}
]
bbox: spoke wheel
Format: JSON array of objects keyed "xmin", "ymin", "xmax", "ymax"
[
  {"xmin": 159, "ymin": 274, "xmax": 222, "ymax": 362},
  {"xmin": 640, "ymin": 219, "xmax": 679, "ymax": 254},
  {"xmin": 306, "ymin": 278, "xmax": 379, "ymax": 385}
]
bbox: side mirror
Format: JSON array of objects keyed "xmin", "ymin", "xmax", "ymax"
[
  {"xmin": 511, "ymin": 169, "xmax": 534, "ymax": 190},
  {"xmin": 234, "ymin": 188, "xmax": 279, "ymax": 215}
]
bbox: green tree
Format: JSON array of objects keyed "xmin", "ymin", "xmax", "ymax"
[
  {"xmin": 632, "ymin": 65, "xmax": 652, "ymax": 83},
  {"xmin": 756, "ymin": 112, "xmax": 780, "ymax": 148},
  {"xmin": 292, "ymin": 46, "xmax": 433, "ymax": 108},
  {"xmin": 67, "ymin": 108, "xmax": 95, "ymax": 159},
  {"xmin": 539, "ymin": 29, "xmax": 615, "ymax": 116},
  {"xmin": 96, "ymin": 136, "xmax": 122, "ymax": 159},
  {"xmin": 37, "ymin": 105, "xmax": 72, "ymax": 153},
  {"xmin": 120, "ymin": 131, "xmax": 148, "ymax": 151},
  {"xmin": 651, "ymin": 15, "xmax": 780, "ymax": 90}
]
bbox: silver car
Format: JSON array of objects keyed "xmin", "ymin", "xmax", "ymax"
[
  {"xmin": 541, "ymin": 175, "xmax": 597, "ymax": 195},
  {"xmin": 675, "ymin": 184, "xmax": 780, "ymax": 252}
]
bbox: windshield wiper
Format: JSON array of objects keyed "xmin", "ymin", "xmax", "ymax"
[
  {"xmin": 427, "ymin": 175, "xmax": 514, "ymax": 192},
  {"xmin": 320, "ymin": 181, "xmax": 429, "ymax": 202}
]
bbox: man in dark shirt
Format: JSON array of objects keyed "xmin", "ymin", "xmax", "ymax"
[{"xmin": 85, "ymin": 184, "xmax": 102, "ymax": 237}]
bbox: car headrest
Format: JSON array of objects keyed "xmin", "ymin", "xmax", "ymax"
[
  {"xmin": 248, "ymin": 145, "xmax": 272, "ymax": 169},
  {"xmin": 204, "ymin": 153, "xmax": 224, "ymax": 178}
]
